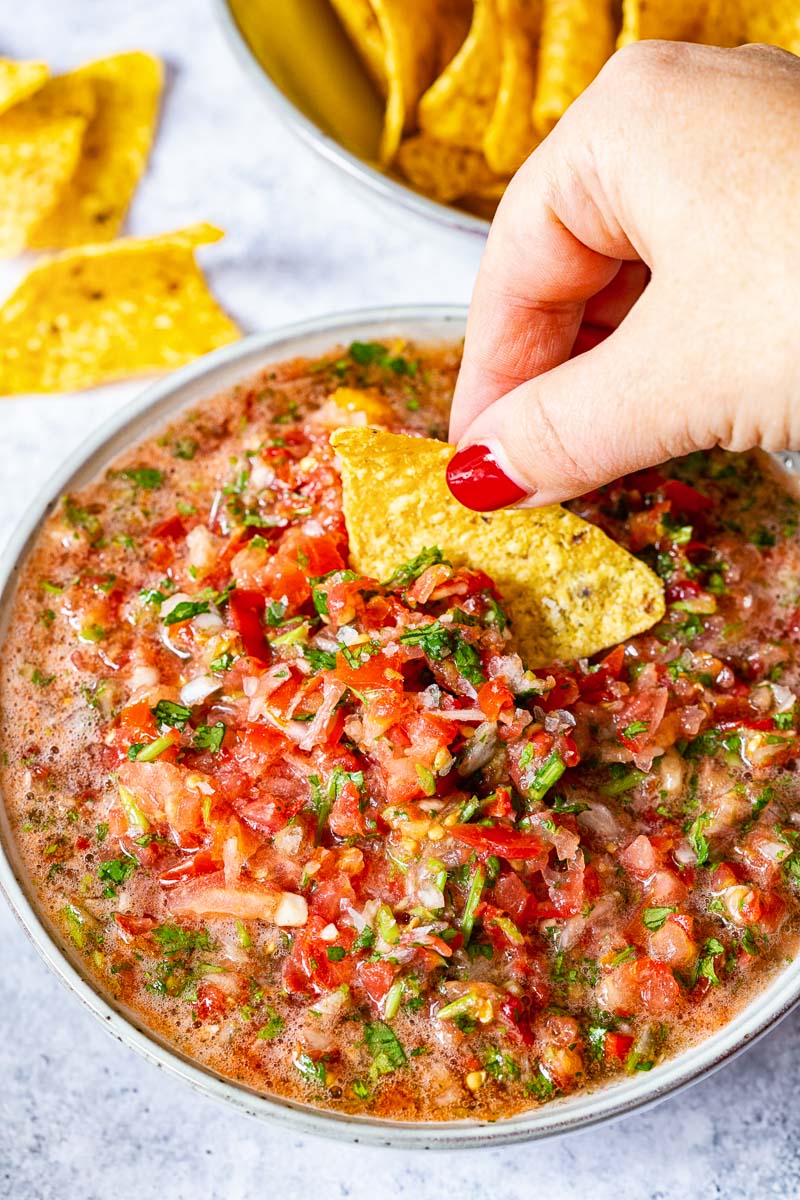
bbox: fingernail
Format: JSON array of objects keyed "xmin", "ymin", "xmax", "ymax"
[{"xmin": 446, "ymin": 443, "xmax": 531, "ymax": 512}]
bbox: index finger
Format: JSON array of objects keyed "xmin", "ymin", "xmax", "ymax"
[{"xmin": 449, "ymin": 114, "xmax": 640, "ymax": 443}]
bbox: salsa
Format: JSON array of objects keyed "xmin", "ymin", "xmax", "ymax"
[{"xmin": 3, "ymin": 339, "xmax": 800, "ymax": 1122}]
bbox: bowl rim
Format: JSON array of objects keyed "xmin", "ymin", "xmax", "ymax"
[
  {"xmin": 3, "ymin": 302, "xmax": 800, "ymax": 1150},
  {"xmin": 213, "ymin": 0, "xmax": 491, "ymax": 240}
]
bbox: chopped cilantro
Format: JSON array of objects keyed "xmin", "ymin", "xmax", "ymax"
[
  {"xmin": 364, "ymin": 1021, "xmax": 407, "ymax": 1074},
  {"xmin": 384, "ymin": 546, "xmax": 445, "ymax": 589},
  {"xmin": 193, "ymin": 722, "xmax": 226, "ymax": 753},
  {"xmin": 151, "ymin": 699, "xmax": 192, "ymax": 729},
  {"xmin": 642, "ymin": 906, "xmax": 676, "ymax": 931},
  {"xmin": 98, "ymin": 855, "xmax": 137, "ymax": 897},
  {"xmin": 120, "ymin": 467, "xmax": 163, "ymax": 490},
  {"xmin": 163, "ymin": 599, "xmax": 210, "ymax": 626}
]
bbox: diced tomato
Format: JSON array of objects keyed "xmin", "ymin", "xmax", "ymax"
[
  {"xmin": 604, "ymin": 1031, "xmax": 634, "ymax": 1061},
  {"xmin": 230, "ymin": 723, "xmax": 290, "ymax": 774},
  {"xmin": 229, "ymin": 589, "xmax": 270, "ymax": 662},
  {"xmin": 283, "ymin": 913, "xmax": 355, "ymax": 996},
  {"xmin": 358, "ymin": 959, "xmax": 398, "ymax": 1008},
  {"xmin": 334, "ymin": 648, "xmax": 403, "ymax": 693},
  {"xmin": 159, "ymin": 850, "xmax": 219, "ymax": 887},
  {"xmin": 151, "ymin": 514, "xmax": 186, "ymax": 540},
  {"xmin": 450, "ymin": 824, "xmax": 545, "ymax": 860},
  {"xmin": 328, "ymin": 780, "xmax": 366, "ymax": 839},
  {"xmin": 195, "ymin": 982, "xmax": 229, "ymax": 1021},
  {"xmin": 662, "ymin": 480, "xmax": 713, "ymax": 516},
  {"xmin": 477, "ymin": 679, "xmax": 514, "ymax": 721}
]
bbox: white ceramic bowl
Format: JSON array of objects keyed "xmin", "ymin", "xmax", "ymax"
[{"xmin": 2, "ymin": 305, "xmax": 800, "ymax": 1148}]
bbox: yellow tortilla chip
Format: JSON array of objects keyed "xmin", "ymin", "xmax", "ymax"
[
  {"xmin": 618, "ymin": 0, "xmax": 709, "ymax": 45},
  {"xmin": 331, "ymin": 427, "xmax": 664, "ymax": 666},
  {"xmin": 534, "ymin": 0, "xmax": 616, "ymax": 136},
  {"xmin": 396, "ymin": 134, "xmax": 503, "ymax": 202},
  {"xmin": 461, "ymin": 179, "xmax": 507, "ymax": 220},
  {"xmin": 30, "ymin": 53, "xmax": 163, "ymax": 248},
  {"xmin": 0, "ymin": 57, "xmax": 49, "ymax": 114},
  {"xmin": 434, "ymin": 0, "xmax": 475, "ymax": 72},
  {"xmin": 743, "ymin": 0, "xmax": 796, "ymax": 53},
  {"xmin": 329, "ymin": 0, "xmax": 389, "ymax": 94},
  {"xmin": 371, "ymin": 0, "xmax": 444, "ymax": 164},
  {"xmin": 0, "ymin": 73, "xmax": 95, "ymax": 257},
  {"xmin": 418, "ymin": 0, "xmax": 502, "ymax": 150},
  {"xmin": 485, "ymin": 0, "xmax": 541, "ymax": 174},
  {"xmin": 0, "ymin": 225, "xmax": 240, "ymax": 395}
]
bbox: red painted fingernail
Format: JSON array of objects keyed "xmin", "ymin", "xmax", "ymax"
[{"xmin": 446, "ymin": 443, "xmax": 531, "ymax": 512}]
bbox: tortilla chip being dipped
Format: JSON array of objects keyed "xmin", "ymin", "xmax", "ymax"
[
  {"xmin": 331, "ymin": 427, "xmax": 665, "ymax": 667},
  {"xmin": 0, "ymin": 224, "xmax": 239, "ymax": 395},
  {"xmin": 418, "ymin": 0, "xmax": 502, "ymax": 150},
  {"xmin": 534, "ymin": 0, "xmax": 615, "ymax": 135},
  {"xmin": 30, "ymin": 52, "xmax": 163, "ymax": 249},
  {"xmin": 0, "ymin": 72, "xmax": 95, "ymax": 257},
  {"xmin": 0, "ymin": 57, "xmax": 49, "ymax": 115}
]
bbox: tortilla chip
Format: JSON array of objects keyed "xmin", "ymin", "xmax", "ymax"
[
  {"xmin": 396, "ymin": 134, "xmax": 503, "ymax": 202},
  {"xmin": 0, "ymin": 225, "xmax": 240, "ymax": 395},
  {"xmin": 726, "ymin": 0, "xmax": 800, "ymax": 52},
  {"xmin": 0, "ymin": 57, "xmax": 49, "ymax": 114},
  {"xmin": 485, "ymin": 0, "xmax": 541, "ymax": 174},
  {"xmin": 461, "ymin": 179, "xmax": 507, "ymax": 220},
  {"xmin": 329, "ymin": 0, "xmax": 389, "ymax": 94},
  {"xmin": 434, "ymin": 0, "xmax": 475, "ymax": 72},
  {"xmin": 331, "ymin": 427, "xmax": 664, "ymax": 666},
  {"xmin": 0, "ymin": 73, "xmax": 95, "ymax": 257},
  {"xmin": 30, "ymin": 53, "xmax": 163, "ymax": 248},
  {"xmin": 534, "ymin": 0, "xmax": 615, "ymax": 135},
  {"xmin": 618, "ymin": 0, "xmax": 709, "ymax": 45},
  {"xmin": 418, "ymin": 0, "xmax": 502, "ymax": 150},
  {"xmin": 371, "ymin": 0, "xmax": 444, "ymax": 164}
]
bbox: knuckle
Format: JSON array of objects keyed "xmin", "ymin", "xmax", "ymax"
[{"xmin": 516, "ymin": 387, "xmax": 594, "ymax": 494}]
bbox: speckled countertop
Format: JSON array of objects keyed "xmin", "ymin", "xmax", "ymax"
[{"xmin": 1, "ymin": 4, "xmax": 799, "ymax": 1198}]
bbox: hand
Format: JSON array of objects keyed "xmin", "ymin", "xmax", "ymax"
[{"xmin": 446, "ymin": 40, "xmax": 800, "ymax": 511}]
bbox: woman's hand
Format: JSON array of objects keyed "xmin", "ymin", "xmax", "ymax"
[{"xmin": 446, "ymin": 40, "xmax": 800, "ymax": 512}]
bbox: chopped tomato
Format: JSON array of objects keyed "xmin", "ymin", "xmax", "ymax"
[{"xmin": 450, "ymin": 824, "xmax": 545, "ymax": 860}]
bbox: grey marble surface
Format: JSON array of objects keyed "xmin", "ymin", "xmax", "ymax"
[{"xmin": 1, "ymin": 3, "xmax": 799, "ymax": 1198}]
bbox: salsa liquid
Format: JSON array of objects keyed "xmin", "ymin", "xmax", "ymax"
[{"xmin": 3, "ymin": 339, "xmax": 800, "ymax": 1122}]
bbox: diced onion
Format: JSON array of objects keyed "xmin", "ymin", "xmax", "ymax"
[
  {"xmin": 160, "ymin": 592, "xmax": 192, "ymax": 619},
  {"xmin": 457, "ymin": 722, "xmax": 498, "ymax": 777},
  {"xmin": 180, "ymin": 675, "xmax": 223, "ymax": 706},
  {"xmin": 128, "ymin": 664, "xmax": 159, "ymax": 691},
  {"xmin": 273, "ymin": 892, "xmax": 309, "ymax": 927},
  {"xmin": 194, "ymin": 612, "xmax": 224, "ymax": 633}
]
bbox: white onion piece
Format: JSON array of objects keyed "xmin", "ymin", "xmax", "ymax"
[
  {"xmin": 417, "ymin": 881, "xmax": 445, "ymax": 909},
  {"xmin": 673, "ymin": 841, "xmax": 696, "ymax": 866},
  {"xmin": 128, "ymin": 664, "xmax": 159, "ymax": 691},
  {"xmin": 249, "ymin": 461, "xmax": 276, "ymax": 491},
  {"xmin": 434, "ymin": 708, "xmax": 485, "ymax": 722},
  {"xmin": 273, "ymin": 823, "xmax": 303, "ymax": 856},
  {"xmin": 160, "ymin": 592, "xmax": 192, "ymax": 619},
  {"xmin": 194, "ymin": 611, "xmax": 224, "ymax": 633},
  {"xmin": 160, "ymin": 626, "xmax": 191, "ymax": 661},
  {"xmin": 457, "ymin": 721, "xmax": 498, "ymax": 777},
  {"xmin": 180, "ymin": 675, "xmax": 223, "ymax": 706},
  {"xmin": 336, "ymin": 625, "xmax": 360, "ymax": 646},
  {"xmin": 578, "ymin": 803, "xmax": 623, "ymax": 842},
  {"xmin": 273, "ymin": 892, "xmax": 309, "ymax": 927},
  {"xmin": 344, "ymin": 903, "xmax": 368, "ymax": 932}
]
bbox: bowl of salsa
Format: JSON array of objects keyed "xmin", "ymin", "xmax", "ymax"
[{"xmin": 3, "ymin": 305, "xmax": 800, "ymax": 1147}]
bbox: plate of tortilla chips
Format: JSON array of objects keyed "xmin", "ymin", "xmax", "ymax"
[
  {"xmin": 217, "ymin": 0, "xmax": 800, "ymax": 232},
  {"xmin": 0, "ymin": 51, "xmax": 241, "ymax": 395}
]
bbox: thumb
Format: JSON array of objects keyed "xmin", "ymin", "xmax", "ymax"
[{"xmin": 446, "ymin": 292, "xmax": 719, "ymax": 510}]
